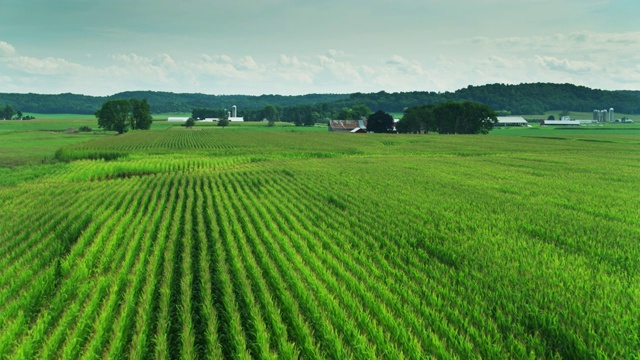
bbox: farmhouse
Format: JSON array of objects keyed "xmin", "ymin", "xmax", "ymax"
[
  {"xmin": 328, "ymin": 119, "xmax": 367, "ymax": 132},
  {"xmin": 496, "ymin": 116, "xmax": 529, "ymax": 127}
]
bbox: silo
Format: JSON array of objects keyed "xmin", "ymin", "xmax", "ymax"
[
  {"xmin": 593, "ymin": 110, "xmax": 598, "ymax": 121},
  {"xmin": 609, "ymin": 108, "xmax": 614, "ymax": 122}
]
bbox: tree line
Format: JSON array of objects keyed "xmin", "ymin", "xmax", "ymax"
[
  {"xmin": 0, "ymin": 104, "xmax": 33, "ymax": 120},
  {"xmin": 3, "ymin": 83, "xmax": 640, "ymax": 116},
  {"xmin": 397, "ymin": 101, "xmax": 496, "ymax": 134}
]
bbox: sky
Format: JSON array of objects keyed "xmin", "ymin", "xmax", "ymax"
[{"xmin": 1, "ymin": 0, "xmax": 640, "ymax": 96}]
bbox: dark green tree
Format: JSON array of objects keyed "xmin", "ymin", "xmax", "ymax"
[
  {"xmin": 398, "ymin": 105, "xmax": 435, "ymax": 133},
  {"xmin": 218, "ymin": 118, "xmax": 229, "ymax": 128},
  {"xmin": 547, "ymin": 115, "xmax": 555, "ymax": 120},
  {"xmin": 337, "ymin": 108, "xmax": 356, "ymax": 120},
  {"xmin": 2, "ymin": 104, "xmax": 14, "ymax": 120},
  {"xmin": 95, "ymin": 98, "xmax": 153, "ymax": 134},
  {"xmin": 95, "ymin": 99, "xmax": 131, "ymax": 134},
  {"xmin": 433, "ymin": 101, "xmax": 496, "ymax": 134},
  {"xmin": 351, "ymin": 104, "xmax": 372, "ymax": 119},
  {"xmin": 130, "ymin": 99, "xmax": 153, "ymax": 130},
  {"xmin": 366, "ymin": 110, "xmax": 394, "ymax": 133},
  {"xmin": 262, "ymin": 104, "xmax": 278, "ymax": 123},
  {"xmin": 184, "ymin": 118, "xmax": 196, "ymax": 128}
]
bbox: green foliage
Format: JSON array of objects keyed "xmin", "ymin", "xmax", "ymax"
[
  {"xmin": 430, "ymin": 101, "xmax": 496, "ymax": 134},
  {"xmin": 398, "ymin": 104, "xmax": 435, "ymax": 134},
  {"xmin": 3, "ymin": 83, "xmax": 640, "ymax": 117},
  {"xmin": 184, "ymin": 118, "xmax": 196, "ymax": 128},
  {"xmin": 218, "ymin": 118, "xmax": 229, "ymax": 128},
  {"xmin": 130, "ymin": 99, "xmax": 153, "ymax": 130},
  {"xmin": 1, "ymin": 129, "xmax": 640, "ymax": 358},
  {"xmin": 95, "ymin": 98, "xmax": 153, "ymax": 134},
  {"xmin": 95, "ymin": 99, "xmax": 131, "ymax": 134},
  {"xmin": 262, "ymin": 104, "xmax": 278, "ymax": 122},
  {"xmin": 1, "ymin": 104, "xmax": 15, "ymax": 120},
  {"xmin": 366, "ymin": 110, "xmax": 394, "ymax": 133}
]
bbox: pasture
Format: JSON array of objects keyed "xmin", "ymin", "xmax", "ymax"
[{"xmin": 0, "ymin": 121, "xmax": 639, "ymax": 359}]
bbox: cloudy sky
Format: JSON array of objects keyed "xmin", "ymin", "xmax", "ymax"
[{"xmin": 1, "ymin": 0, "xmax": 639, "ymax": 96}]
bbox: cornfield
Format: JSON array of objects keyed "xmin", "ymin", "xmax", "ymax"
[{"xmin": 1, "ymin": 129, "xmax": 639, "ymax": 359}]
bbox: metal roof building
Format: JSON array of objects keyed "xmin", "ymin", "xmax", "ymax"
[
  {"xmin": 168, "ymin": 117, "xmax": 189, "ymax": 122},
  {"xmin": 496, "ymin": 116, "xmax": 529, "ymax": 126},
  {"xmin": 542, "ymin": 120, "xmax": 581, "ymax": 126},
  {"xmin": 328, "ymin": 120, "xmax": 367, "ymax": 132}
]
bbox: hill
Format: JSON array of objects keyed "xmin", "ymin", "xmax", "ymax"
[{"xmin": 1, "ymin": 83, "xmax": 639, "ymax": 115}]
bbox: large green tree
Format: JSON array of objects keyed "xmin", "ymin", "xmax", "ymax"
[
  {"xmin": 432, "ymin": 101, "xmax": 496, "ymax": 134},
  {"xmin": 1, "ymin": 104, "xmax": 15, "ymax": 120},
  {"xmin": 262, "ymin": 104, "xmax": 279, "ymax": 122},
  {"xmin": 96, "ymin": 100, "xmax": 131, "ymax": 134},
  {"xmin": 398, "ymin": 104, "xmax": 435, "ymax": 134},
  {"xmin": 95, "ymin": 98, "xmax": 153, "ymax": 134},
  {"xmin": 130, "ymin": 99, "xmax": 153, "ymax": 130},
  {"xmin": 366, "ymin": 110, "xmax": 394, "ymax": 133}
]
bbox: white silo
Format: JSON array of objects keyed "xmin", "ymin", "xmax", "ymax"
[
  {"xmin": 232, "ymin": 105, "xmax": 237, "ymax": 118},
  {"xmin": 609, "ymin": 108, "xmax": 614, "ymax": 122},
  {"xmin": 593, "ymin": 109, "xmax": 599, "ymax": 121}
]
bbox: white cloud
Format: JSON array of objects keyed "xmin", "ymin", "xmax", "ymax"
[
  {"xmin": 0, "ymin": 41, "xmax": 16, "ymax": 57},
  {"xmin": 536, "ymin": 56, "xmax": 599, "ymax": 73},
  {"xmin": 6, "ymin": 56, "xmax": 83, "ymax": 75},
  {"xmin": 2, "ymin": 29, "xmax": 640, "ymax": 96}
]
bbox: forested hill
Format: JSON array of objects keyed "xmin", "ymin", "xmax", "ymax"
[
  {"xmin": 1, "ymin": 83, "xmax": 639, "ymax": 115},
  {"xmin": 333, "ymin": 83, "xmax": 640, "ymax": 114},
  {"xmin": 0, "ymin": 92, "xmax": 349, "ymax": 115}
]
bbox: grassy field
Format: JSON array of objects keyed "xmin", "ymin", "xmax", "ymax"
[{"xmin": 0, "ymin": 121, "xmax": 638, "ymax": 359}]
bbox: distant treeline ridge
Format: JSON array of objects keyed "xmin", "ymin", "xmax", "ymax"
[{"xmin": 1, "ymin": 83, "xmax": 639, "ymax": 116}]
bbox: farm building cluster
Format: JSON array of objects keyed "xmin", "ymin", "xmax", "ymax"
[{"xmin": 168, "ymin": 105, "xmax": 244, "ymax": 123}]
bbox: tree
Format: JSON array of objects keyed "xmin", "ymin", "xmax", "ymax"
[
  {"xmin": 95, "ymin": 98, "xmax": 153, "ymax": 134},
  {"xmin": 16, "ymin": 111, "xmax": 23, "ymax": 120},
  {"xmin": 433, "ymin": 101, "xmax": 496, "ymax": 134},
  {"xmin": 96, "ymin": 99, "xmax": 131, "ymax": 134},
  {"xmin": 351, "ymin": 104, "xmax": 371, "ymax": 119},
  {"xmin": 366, "ymin": 110, "xmax": 394, "ymax": 133},
  {"xmin": 262, "ymin": 104, "xmax": 278, "ymax": 123},
  {"xmin": 184, "ymin": 118, "xmax": 196, "ymax": 128},
  {"xmin": 1, "ymin": 104, "xmax": 14, "ymax": 120},
  {"xmin": 218, "ymin": 118, "xmax": 229, "ymax": 128},
  {"xmin": 337, "ymin": 108, "xmax": 356, "ymax": 120},
  {"xmin": 547, "ymin": 115, "xmax": 555, "ymax": 120},
  {"xmin": 398, "ymin": 105, "xmax": 435, "ymax": 133},
  {"xmin": 130, "ymin": 99, "xmax": 153, "ymax": 130}
]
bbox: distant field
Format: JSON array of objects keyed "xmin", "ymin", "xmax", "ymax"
[{"xmin": 0, "ymin": 127, "xmax": 638, "ymax": 358}]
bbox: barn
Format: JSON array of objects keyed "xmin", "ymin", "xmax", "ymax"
[
  {"xmin": 328, "ymin": 119, "xmax": 367, "ymax": 132},
  {"xmin": 496, "ymin": 116, "xmax": 529, "ymax": 127}
]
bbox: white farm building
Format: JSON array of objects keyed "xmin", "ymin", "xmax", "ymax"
[
  {"xmin": 227, "ymin": 105, "xmax": 244, "ymax": 122},
  {"xmin": 496, "ymin": 116, "xmax": 529, "ymax": 127},
  {"xmin": 542, "ymin": 120, "xmax": 581, "ymax": 126},
  {"xmin": 168, "ymin": 117, "xmax": 190, "ymax": 122}
]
